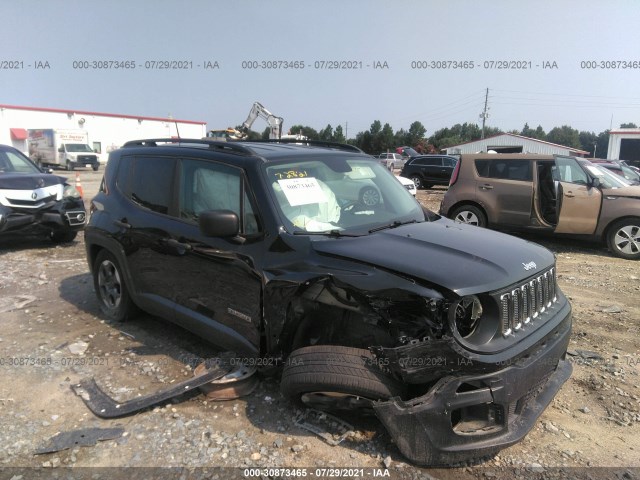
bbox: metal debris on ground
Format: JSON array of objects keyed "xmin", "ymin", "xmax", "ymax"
[
  {"xmin": 72, "ymin": 360, "xmax": 233, "ymax": 418},
  {"xmin": 35, "ymin": 427, "xmax": 124, "ymax": 454},
  {"xmin": 294, "ymin": 409, "xmax": 355, "ymax": 446}
]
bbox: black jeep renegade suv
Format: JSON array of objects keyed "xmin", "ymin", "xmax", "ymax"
[{"xmin": 85, "ymin": 138, "xmax": 572, "ymax": 465}]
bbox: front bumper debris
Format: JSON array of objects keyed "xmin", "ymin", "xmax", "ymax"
[{"xmin": 373, "ymin": 313, "xmax": 572, "ymax": 466}]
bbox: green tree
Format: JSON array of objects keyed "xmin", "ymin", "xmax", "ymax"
[
  {"xmin": 287, "ymin": 125, "xmax": 319, "ymax": 139},
  {"xmin": 319, "ymin": 124, "xmax": 333, "ymax": 141},
  {"xmin": 620, "ymin": 122, "xmax": 638, "ymax": 128},
  {"xmin": 333, "ymin": 125, "xmax": 346, "ymax": 143},
  {"xmin": 579, "ymin": 131, "xmax": 598, "ymax": 157},
  {"xmin": 546, "ymin": 125, "xmax": 581, "ymax": 149},
  {"xmin": 407, "ymin": 121, "xmax": 427, "ymax": 146}
]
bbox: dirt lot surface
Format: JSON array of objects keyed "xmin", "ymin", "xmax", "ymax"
[{"xmin": 0, "ymin": 170, "xmax": 638, "ymax": 479}]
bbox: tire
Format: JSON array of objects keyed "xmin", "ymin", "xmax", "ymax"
[
  {"xmin": 50, "ymin": 230, "xmax": 77, "ymax": 244},
  {"xmin": 606, "ymin": 218, "xmax": 640, "ymax": 260},
  {"xmin": 359, "ymin": 186, "xmax": 380, "ymax": 206},
  {"xmin": 65, "ymin": 160, "xmax": 74, "ymax": 171},
  {"xmin": 92, "ymin": 164, "xmax": 99, "ymax": 171},
  {"xmin": 93, "ymin": 250, "xmax": 137, "ymax": 322},
  {"xmin": 451, "ymin": 205, "xmax": 487, "ymax": 228},
  {"xmin": 410, "ymin": 175, "xmax": 423, "ymax": 190},
  {"xmin": 281, "ymin": 345, "xmax": 406, "ymax": 413}
]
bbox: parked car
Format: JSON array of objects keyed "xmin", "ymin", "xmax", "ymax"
[
  {"xmin": 396, "ymin": 175, "xmax": 416, "ymax": 196},
  {"xmin": 377, "ymin": 152, "xmax": 405, "ymax": 170},
  {"xmin": 0, "ymin": 144, "xmax": 86, "ymax": 243},
  {"xmin": 440, "ymin": 153, "xmax": 640, "ymax": 259},
  {"xmin": 85, "ymin": 138, "xmax": 571, "ymax": 466},
  {"xmin": 400, "ymin": 154, "xmax": 458, "ymax": 189},
  {"xmin": 589, "ymin": 159, "xmax": 640, "ymax": 185}
]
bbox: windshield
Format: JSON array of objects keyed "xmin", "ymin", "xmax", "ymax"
[
  {"xmin": 0, "ymin": 148, "xmax": 41, "ymax": 174},
  {"xmin": 265, "ymin": 156, "xmax": 426, "ymax": 235},
  {"xmin": 65, "ymin": 143, "xmax": 93, "ymax": 152},
  {"xmin": 618, "ymin": 164, "xmax": 640, "ymax": 183},
  {"xmin": 582, "ymin": 163, "xmax": 632, "ymax": 189}
]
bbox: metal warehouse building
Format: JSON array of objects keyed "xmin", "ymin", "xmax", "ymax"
[
  {"xmin": 0, "ymin": 104, "xmax": 207, "ymax": 163},
  {"xmin": 607, "ymin": 128, "xmax": 640, "ymax": 165},
  {"xmin": 443, "ymin": 133, "xmax": 589, "ymax": 157}
]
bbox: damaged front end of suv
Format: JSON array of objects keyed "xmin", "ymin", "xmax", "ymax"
[{"xmin": 274, "ymin": 219, "xmax": 572, "ymax": 466}]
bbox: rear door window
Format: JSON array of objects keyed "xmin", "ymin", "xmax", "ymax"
[
  {"xmin": 117, "ymin": 155, "xmax": 175, "ymax": 214},
  {"xmin": 475, "ymin": 159, "xmax": 532, "ymax": 181}
]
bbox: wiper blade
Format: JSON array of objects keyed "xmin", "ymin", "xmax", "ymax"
[
  {"xmin": 293, "ymin": 229, "xmax": 361, "ymax": 237},
  {"xmin": 368, "ymin": 219, "xmax": 418, "ymax": 233}
]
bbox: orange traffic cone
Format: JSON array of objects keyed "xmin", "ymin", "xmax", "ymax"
[{"xmin": 75, "ymin": 172, "xmax": 84, "ymax": 198}]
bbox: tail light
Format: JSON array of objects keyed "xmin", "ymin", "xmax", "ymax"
[{"xmin": 449, "ymin": 159, "xmax": 461, "ymax": 186}]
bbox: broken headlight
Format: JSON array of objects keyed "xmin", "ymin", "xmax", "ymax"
[
  {"xmin": 450, "ymin": 295, "xmax": 483, "ymax": 338},
  {"xmin": 63, "ymin": 184, "xmax": 81, "ymax": 199},
  {"xmin": 448, "ymin": 294, "xmax": 503, "ymax": 347}
]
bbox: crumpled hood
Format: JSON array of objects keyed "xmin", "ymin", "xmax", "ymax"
[
  {"xmin": 0, "ymin": 173, "xmax": 66, "ymax": 190},
  {"xmin": 312, "ymin": 218, "xmax": 555, "ymax": 296}
]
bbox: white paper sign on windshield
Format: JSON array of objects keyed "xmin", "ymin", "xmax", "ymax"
[{"xmin": 277, "ymin": 177, "xmax": 328, "ymax": 206}]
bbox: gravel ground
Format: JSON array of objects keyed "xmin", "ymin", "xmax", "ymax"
[{"xmin": 0, "ymin": 170, "xmax": 638, "ymax": 479}]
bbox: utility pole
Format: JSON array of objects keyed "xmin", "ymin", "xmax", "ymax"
[
  {"xmin": 345, "ymin": 122, "xmax": 348, "ymax": 140},
  {"xmin": 480, "ymin": 88, "xmax": 489, "ymax": 139}
]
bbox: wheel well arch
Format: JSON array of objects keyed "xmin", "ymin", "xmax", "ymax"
[
  {"xmin": 601, "ymin": 215, "xmax": 640, "ymax": 242},
  {"xmin": 448, "ymin": 201, "xmax": 487, "ymax": 220}
]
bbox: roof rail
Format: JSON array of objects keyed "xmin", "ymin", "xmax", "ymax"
[
  {"xmin": 241, "ymin": 138, "xmax": 364, "ymax": 153},
  {"xmin": 121, "ymin": 138, "xmax": 255, "ymax": 155}
]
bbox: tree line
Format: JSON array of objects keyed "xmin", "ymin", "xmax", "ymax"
[{"xmin": 254, "ymin": 121, "xmax": 639, "ymax": 158}]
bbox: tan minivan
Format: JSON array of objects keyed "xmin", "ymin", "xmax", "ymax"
[{"xmin": 439, "ymin": 153, "xmax": 640, "ymax": 259}]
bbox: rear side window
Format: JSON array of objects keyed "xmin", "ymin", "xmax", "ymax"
[
  {"xmin": 475, "ymin": 159, "xmax": 532, "ymax": 181},
  {"xmin": 412, "ymin": 157, "xmax": 442, "ymax": 167},
  {"xmin": 117, "ymin": 155, "xmax": 175, "ymax": 214}
]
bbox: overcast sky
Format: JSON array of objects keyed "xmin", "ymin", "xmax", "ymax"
[{"xmin": 2, "ymin": 0, "xmax": 640, "ymax": 137}]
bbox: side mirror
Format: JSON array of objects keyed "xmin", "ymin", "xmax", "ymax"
[
  {"xmin": 198, "ymin": 210, "xmax": 239, "ymax": 238},
  {"xmin": 591, "ymin": 177, "xmax": 602, "ymax": 188}
]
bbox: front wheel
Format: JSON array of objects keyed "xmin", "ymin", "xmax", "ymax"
[
  {"xmin": 93, "ymin": 250, "xmax": 137, "ymax": 321},
  {"xmin": 92, "ymin": 164, "xmax": 100, "ymax": 171},
  {"xmin": 410, "ymin": 175, "xmax": 423, "ymax": 190},
  {"xmin": 451, "ymin": 205, "xmax": 487, "ymax": 228},
  {"xmin": 65, "ymin": 160, "xmax": 74, "ymax": 171},
  {"xmin": 280, "ymin": 345, "xmax": 406, "ymax": 413},
  {"xmin": 607, "ymin": 218, "xmax": 640, "ymax": 260}
]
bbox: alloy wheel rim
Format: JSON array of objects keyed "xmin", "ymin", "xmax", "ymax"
[
  {"xmin": 455, "ymin": 211, "xmax": 479, "ymax": 225},
  {"xmin": 614, "ymin": 225, "xmax": 640, "ymax": 254},
  {"xmin": 97, "ymin": 260, "xmax": 122, "ymax": 309}
]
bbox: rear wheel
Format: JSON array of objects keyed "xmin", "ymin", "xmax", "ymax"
[
  {"xmin": 93, "ymin": 250, "xmax": 137, "ymax": 321},
  {"xmin": 281, "ymin": 345, "xmax": 406, "ymax": 413},
  {"xmin": 410, "ymin": 175, "xmax": 423, "ymax": 190},
  {"xmin": 607, "ymin": 218, "xmax": 640, "ymax": 260},
  {"xmin": 451, "ymin": 205, "xmax": 487, "ymax": 228}
]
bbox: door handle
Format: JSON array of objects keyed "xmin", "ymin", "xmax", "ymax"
[
  {"xmin": 479, "ymin": 184, "xmax": 494, "ymax": 190},
  {"xmin": 564, "ymin": 192, "xmax": 575, "ymax": 198}
]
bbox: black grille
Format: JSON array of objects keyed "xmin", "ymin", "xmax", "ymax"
[
  {"xmin": 499, "ymin": 268, "xmax": 557, "ymax": 337},
  {"xmin": 7, "ymin": 195, "xmax": 57, "ymax": 207}
]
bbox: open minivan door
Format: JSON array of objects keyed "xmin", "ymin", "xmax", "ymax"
[{"xmin": 553, "ymin": 156, "xmax": 602, "ymax": 234}]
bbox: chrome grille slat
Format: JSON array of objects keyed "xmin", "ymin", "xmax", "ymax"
[{"xmin": 501, "ymin": 268, "xmax": 557, "ymax": 337}]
